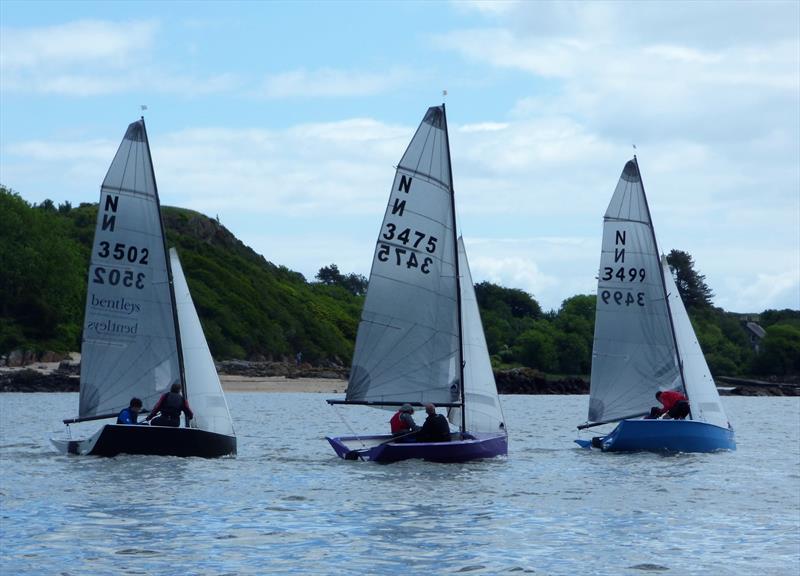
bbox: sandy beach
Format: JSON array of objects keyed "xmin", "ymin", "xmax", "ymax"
[
  {"xmin": 220, "ymin": 375, "xmax": 346, "ymax": 394},
  {"xmin": 0, "ymin": 359, "xmax": 347, "ymax": 394}
]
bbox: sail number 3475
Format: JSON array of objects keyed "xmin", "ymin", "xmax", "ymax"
[{"xmin": 378, "ymin": 223, "xmax": 437, "ymax": 274}]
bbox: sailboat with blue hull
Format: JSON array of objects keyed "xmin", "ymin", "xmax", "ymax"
[
  {"xmin": 576, "ymin": 158, "xmax": 735, "ymax": 453},
  {"xmin": 326, "ymin": 105, "xmax": 508, "ymax": 463},
  {"xmin": 51, "ymin": 119, "xmax": 236, "ymax": 458}
]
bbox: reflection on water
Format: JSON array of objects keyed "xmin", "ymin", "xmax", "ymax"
[{"xmin": 1, "ymin": 393, "xmax": 798, "ymax": 575}]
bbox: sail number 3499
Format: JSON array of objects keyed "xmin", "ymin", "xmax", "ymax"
[
  {"xmin": 602, "ymin": 266, "xmax": 646, "ymax": 282},
  {"xmin": 601, "ymin": 290, "xmax": 645, "ymax": 307}
]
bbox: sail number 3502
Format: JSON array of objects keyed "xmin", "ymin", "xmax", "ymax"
[
  {"xmin": 93, "ymin": 267, "xmax": 145, "ymax": 289},
  {"xmin": 601, "ymin": 290, "xmax": 645, "ymax": 307},
  {"xmin": 98, "ymin": 241, "xmax": 149, "ymax": 264}
]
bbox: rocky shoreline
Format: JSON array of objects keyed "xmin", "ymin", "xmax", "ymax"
[{"xmin": 1, "ymin": 358, "xmax": 797, "ymax": 395}]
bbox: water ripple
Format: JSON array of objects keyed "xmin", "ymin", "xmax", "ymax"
[{"xmin": 0, "ymin": 393, "xmax": 798, "ymax": 575}]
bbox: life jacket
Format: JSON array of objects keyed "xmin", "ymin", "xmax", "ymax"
[
  {"xmin": 389, "ymin": 411, "xmax": 409, "ymax": 434},
  {"xmin": 117, "ymin": 408, "xmax": 135, "ymax": 424},
  {"xmin": 160, "ymin": 392, "xmax": 184, "ymax": 418},
  {"xmin": 659, "ymin": 390, "xmax": 687, "ymax": 411}
]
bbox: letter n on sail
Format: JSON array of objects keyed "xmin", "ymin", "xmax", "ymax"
[
  {"xmin": 391, "ymin": 198, "xmax": 406, "ymax": 216},
  {"xmin": 102, "ymin": 194, "xmax": 119, "ymax": 232}
]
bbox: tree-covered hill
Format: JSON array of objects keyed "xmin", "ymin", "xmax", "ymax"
[
  {"xmin": 1, "ymin": 186, "xmax": 797, "ymax": 378},
  {"xmin": 0, "ymin": 187, "xmax": 361, "ymax": 363}
]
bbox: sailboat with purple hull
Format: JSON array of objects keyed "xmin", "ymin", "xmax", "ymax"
[
  {"xmin": 575, "ymin": 158, "xmax": 735, "ymax": 453},
  {"xmin": 326, "ymin": 105, "xmax": 508, "ymax": 463}
]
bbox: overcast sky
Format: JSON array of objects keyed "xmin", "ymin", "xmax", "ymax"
[{"xmin": 1, "ymin": 0, "xmax": 798, "ymax": 312}]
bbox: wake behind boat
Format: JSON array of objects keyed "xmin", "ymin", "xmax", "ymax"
[
  {"xmin": 576, "ymin": 158, "xmax": 735, "ymax": 453},
  {"xmin": 326, "ymin": 105, "xmax": 507, "ymax": 463},
  {"xmin": 51, "ymin": 119, "xmax": 236, "ymax": 458}
]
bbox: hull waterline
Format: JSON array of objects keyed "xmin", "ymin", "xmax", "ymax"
[
  {"xmin": 51, "ymin": 424, "xmax": 236, "ymax": 458},
  {"xmin": 326, "ymin": 432, "xmax": 507, "ymax": 463},
  {"xmin": 576, "ymin": 419, "xmax": 735, "ymax": 453}
]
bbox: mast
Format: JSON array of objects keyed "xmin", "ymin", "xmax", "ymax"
[
  {"xmin": 633, "ymin": 155, "xmax": 688, "ymax": 398},
  {"xmin": 442, "ymin": 103, "xmax": 467, "ymax": 433},
  {"xmin": 141, "ymin": 117, "xmax": 188, "ymax": 399}
]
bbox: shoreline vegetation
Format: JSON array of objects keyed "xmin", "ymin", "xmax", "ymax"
[{"xmin": 2, "ymin": 354, "xmax": 797, "ymax": 396}]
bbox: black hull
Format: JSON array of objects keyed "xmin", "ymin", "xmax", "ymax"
[{"xmin": 52, "ymin": 424, "xmax": 236, "ymax": 458}]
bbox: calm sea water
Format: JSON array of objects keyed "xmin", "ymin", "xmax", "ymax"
[{"xmin": 1, "ymin": 393, "xmax": 798, "ymax": 575}]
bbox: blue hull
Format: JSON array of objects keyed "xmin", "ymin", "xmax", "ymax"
[
  {"xmin": 578, "ymin": 419, "xmax": 735, "ymax": 453},
  {"xmin": 326, "ymin": 433, "xmax": 508, "ymax": 463}
]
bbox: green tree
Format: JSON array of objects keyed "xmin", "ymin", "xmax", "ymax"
[
  {"xmin": 752, "ymin": 324, "xmax": 800, "ymax": 376},
  {"xmin": 514, "ymin": 321, "xmax": 558, "ymax": 372},
  {"xmin": 316, "ymin": 264, "xmax": 344, "ymax": 285},
  {"xmin": 666, "ymin": 249, "xmax": 714, "ymax": 309},
  {"xmin": 0, "ymin": 188, "xmax": 85, "ymax": 351},
  {"xmin": 475, "ymin": 282, "xmax": 542, "ymax": 319}
]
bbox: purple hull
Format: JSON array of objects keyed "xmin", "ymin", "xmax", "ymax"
[{"xmin": 326, "ymin": 432, "xmax": 507, "ymax": 463}]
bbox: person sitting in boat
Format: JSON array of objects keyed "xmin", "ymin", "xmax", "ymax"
[
  {"xmin": 146, "ymin": 382, "xmax": 194, "ymax": 427},
  {"xmin": 117, "ymin": 397, "xmax": 145, "ymax": 425},
  {"xmin": 416, "ymin": 403, "xmax": 452, "ymax": 443},
  {"xmin": 647, "ymin": 390, "xmax": 690, "ymax": 420},
  {"xmin": 390, "ymin": 404, "xmax": 420, "ymax": 439}
]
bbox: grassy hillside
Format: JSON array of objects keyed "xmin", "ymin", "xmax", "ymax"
[
  {"xmin": 1, "ymin": 186, "xmax": 797, "ymax": 377},
  {"xmin": 0, "ymin": 187, "xmax": 361, "ymax": 363}
]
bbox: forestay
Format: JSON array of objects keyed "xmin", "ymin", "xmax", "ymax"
[
  {"xmin": 448, "ymin": 237, "xmax": 506, "ymax": 433},
  {"xmin": 662, "ymin": 258, "xmax": 729, "ymax": 428},
  {"xmin": 79, "ymin": 120, "xmax": 180, "ymax": 418},
  {"xmin": 170, "ymin": 249, "xmax": 235, "ymax": 436},
  {"xmin": 587, "ymin": 160, "xmax": 681, "ymax": 423},
  {"xmin": 346, "ymin": 106, "xmax": 460, "ymax": 405}
]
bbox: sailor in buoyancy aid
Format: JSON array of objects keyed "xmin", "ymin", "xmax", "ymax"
[
  {"xmin": 389, "ymin": 404, "xmax": 420, "ymax": 438},
  {"xmin": 146, "ymin": 382, "xmax": 194, "ymax": 427}
]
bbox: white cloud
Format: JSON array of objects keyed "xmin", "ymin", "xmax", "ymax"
[
  {"xmin": 0, "ymin": 19, "xmax": 239, "ymax": 96},
  {"xmin": 1, "ymin": 19, "xmax": 157, "ymax": 70},
  {"xmin": 257, "ymin": 68, "xmax": 413, "ymax": 99},
  {"xmin": 452, "ymin": 0, "xmax": 521, "ymax": 16}
]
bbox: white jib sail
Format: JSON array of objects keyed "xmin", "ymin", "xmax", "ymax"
[
  {"xmin": 662, "ymin": 258, "xmax": 729, "ymax": 429},
  {"xmin": 448, "ymin": 237, "xmax": 506, "ymax": 434},
  {"xmin": 170, "ymin": 249, "xmax": 235, "ymax": 436},
  {"xmin": 587, "ymin": 159, "xmax": 681, "ymax": 423},
  {"xmin": 79, "ymin": 120, "xmax": 180, "ymax": 418},
  {"xmin": 346, "ymin": 106, "xmax": 460, "ymax": 405}
]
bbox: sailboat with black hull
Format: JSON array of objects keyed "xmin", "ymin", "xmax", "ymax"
[
  {"xmin": 51, "ymin": 119, "xmax": 236, "ymax": 458},
  {"xmin": 575, "ymin": 158, "xmax": 735, "ymax": 453},
  {"xmin": 326, "ymin": 105, "xmax": 508, "ymax": 463}
]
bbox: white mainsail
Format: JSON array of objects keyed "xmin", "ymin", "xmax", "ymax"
[
  {"xmin": 79, "ymin": 120, "xmax": 180, "ymax": 418},
  {"xmin": 448, "ymin": 237, "xmax": 506, "ymax": 433},
  {"xmin": 170, "ymin": 249, "xmax": 235, "ymax": 436},
  {"xmin": 587, "ymin": 159, "xmax": 681, "ymax": 423},
  {"xmin": 346, "ymin": 106, "xmax": 460, "ymax": 405},
  {"xmin": 662, "ymin": 258, "xmax": 729, "ymax": 428}
]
